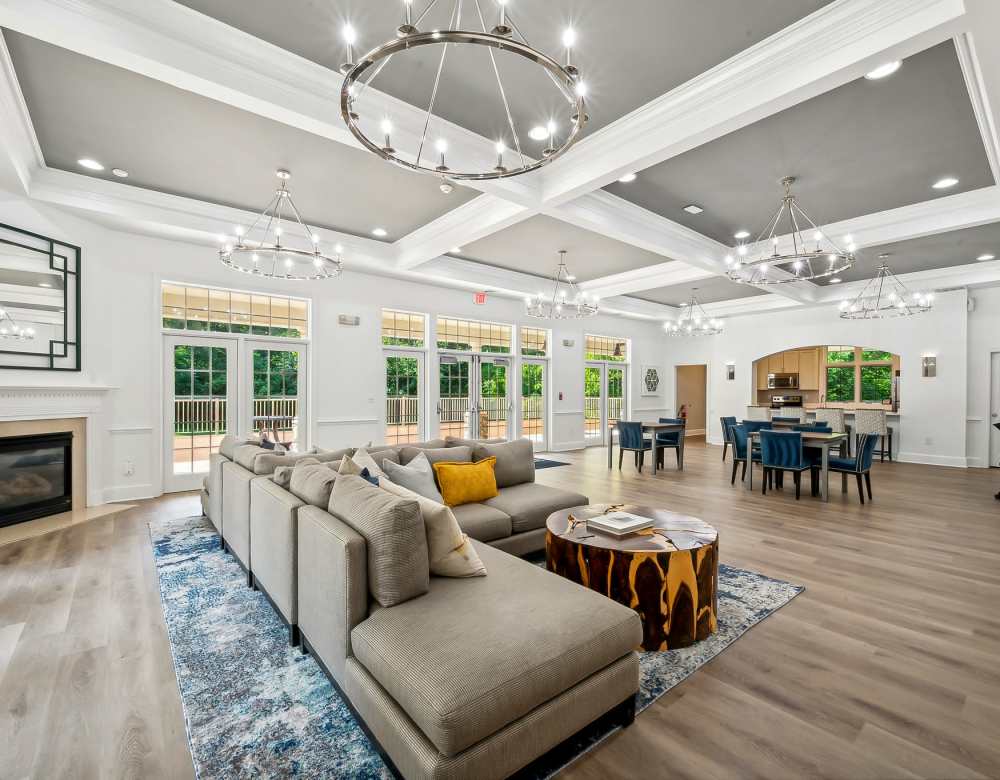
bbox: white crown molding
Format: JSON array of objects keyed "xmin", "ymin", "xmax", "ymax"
[
  {"xmin": 579, "ymin": 263, "xmax": 715, "ymax": 299},
  {"xmin": 0, "ymin": 31, "xmax": 43, "ymax": 194},
  {"xmin": 954, "ymin": 32, "xmax": 1000, "ymax": 185}
]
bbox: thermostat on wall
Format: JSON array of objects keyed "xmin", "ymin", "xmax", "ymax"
[
  {"xmin": 562, "ymin": 339, "xmax": 575, "ymax": 348},
  {"xmin": 338, "ymin": 314, "xmax": 360, "ymax": 326}
]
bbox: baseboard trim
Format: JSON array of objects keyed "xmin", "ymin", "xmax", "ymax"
[
  {"xmin": 103, "ymin": 483, "xmax": 156, "ymax": 502},
  {"xmin": 550, "ymin": 440, "xmax": 587, "ymax": 452},
  {"xmin": 685, "ymin": 429, "xmax": 706, "ymax": 437},
  {"xmin": 896, "ymin": 452, "xmax": 968, "ymax": 468},
  {"xmin": 965, "ymin": 456, "xmax": 989, "ymax": 468}
]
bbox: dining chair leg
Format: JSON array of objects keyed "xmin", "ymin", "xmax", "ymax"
[
  {"xmin": 856, "ymin": 473, "xmax": 865, "ymax": 504},
  {"xmin": 618, "ymin": 449, "xmax": 624, "ymax": 470},
  {"xmin": 741, "ymin": 461, "xmax": 747, "ymax": 482},
  {"xmin": 722, "ymin": 441, "xmax": 729, "ymax": 461},
  {"xmin": 637, "ymin": 451, "xmax": 643, "ymax": 473},
  {"xmin": 762, "ymin": 467, "xmax": 768, "ymax": 495},
  {"xmin": 810, "ymin": 468, "xmax": 818, "ymax": 497},
  {"xmin": 731, "ymin": 458, "xmax": 739, "ymax": 485},
  {"xmin": 794, "ymin": 471, "xmax": 801, "ymax": 500},
  {"xmin": 880, "ymin": 435, "xmax": 885, "ymax": 463},
  {"xmin": 888, "ymin": 429, "xmax": 893, "ymax": 462},
  {"xmin": 864, "ymin": 472, "xmax": 873, "ymax": 500}
]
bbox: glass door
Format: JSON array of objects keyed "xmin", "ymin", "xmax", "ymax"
[
  {"xmin": 584, "ymin": 363, "xmax": 627, "ymax": 446},
  {"xmin": 164, "ymin": 335, "xmax": 237, "ymax": 493},
  {"xmin": 608, "ymin": 366, "xmax": 626, "ymax": 430},
  {"xmin": 247, "ymin": 341, "xmax": 307, "ymax": 451},
  {"xmin": 479, "ymin": 357, "xmax": 511, "ymax": 440},
  {"xmin": 521, "ymin": 360, "xmax": 546, "ymax": 448},
  {"xmin": 436, "ymin": 354, "xmax": 511, "ymax": 440},
  {"xmin": 384, "ymin": 351, "xmax": 424, "ymax": 445},
  {"xmin": 438, "ymin": 355, "xmax": 473, "ymax": 440}
]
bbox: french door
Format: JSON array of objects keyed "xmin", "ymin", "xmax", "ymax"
[
  {"xmin": 584, "ymin": 362, "xmax": 627, "ymax": 446},
  {"xmin": 521, "ymin": 359, "xmax": 547, "ymax": 449},
  {"xmin": 437, "ymin": 354, "xmax": 511, "ymax": 440},
  {"xmin": 246, "ymin": 340, "xmax": 308, "ymax": 451},
  {"xmin": 164, "ymin": 335, "xmax": 237, "ymax": 492},
  {"xmin": 384, "ymin": 350, "xmax": 425, "ymax": 445},
  {"xmin": 991, "ymin": 351, "xmax": 1000, "ymax": 467}
]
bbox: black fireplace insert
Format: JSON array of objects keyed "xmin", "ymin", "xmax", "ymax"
[{"xmin": 0, "ymin": 431, "xmax": 73, "ymax": 527}]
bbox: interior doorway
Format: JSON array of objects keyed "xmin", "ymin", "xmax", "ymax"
[
  {"xmin": 675, "ymin": 364, "xmax": 708, "ymax": 437},
  {"xmin": 990, "ymin": 351, "xmax": 1000, "ymax": 468}
]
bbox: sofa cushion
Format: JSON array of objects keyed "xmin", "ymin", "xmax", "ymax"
[
  {"xmin": 450, "ymin": 503, "xmax": 511, "ymax": 542},
  {"xmin": 350, "ymin": 540, "xmax": 641, "ymax": 757},
  {"xmin": 380, "ymin": 478, "xmax": 486, "ymax": 578},
  {"xmin": 472, "ymin": 439, "xmax": 535, "ymax": 488},
  {"xmin": 445, "ymin": 436, "xmax": 506, "ymax": 449},
  {"xmin": 273, "ymin": 456, "xmax": 320, "ymax": 488},
  {"xmin": 289, "ymin": 462, "xmax": 338, "ymax": 507},
  {"xmin": 397, "ymin": 439, "xmax": 447, "ymax": 464},
  {"xmin": 400, "ymin": 445, "xmax": 472, "ymax": 470},
  {"xmin": 350, "ymin": 447, "xmax": 393, "ymax": 478},
  {"xmin": 233, "ymin": 443, "xmax": 270, "ymax": 471},
  {"xmin": 434, "ymin": 457, "xmax": 499, "ymax": 507},
  {"xmin": 329, "ymin": 475, "xmax": 429, "ymax": 607},
  {"xmin": 484, "ymin": 483, "xmax": 589, "ymax": 533},
  {"xmin": 382, "ymin": 453, "xmax": 444, "ymax": 503},
  {"xmin": 219, "ymin": 434, "xmax": 255, "ymax": 460}
]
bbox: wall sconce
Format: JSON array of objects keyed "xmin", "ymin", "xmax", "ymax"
[
  {"xmin": 725, "ymin": 362, "xmax": 735, "ymax": 381},
  {"xmin": 921, "ymin": 355, "xmax": 937, "ymax": 377}
]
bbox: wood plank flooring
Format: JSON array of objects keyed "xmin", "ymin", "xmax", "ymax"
[{"xmin": 0, "ymin": 441, "xmax": 998, "ymax": 779}]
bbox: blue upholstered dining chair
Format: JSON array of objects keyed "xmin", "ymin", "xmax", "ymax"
[
  {"xmin": 759, "ymin": 430, "xmax": 814, "ymax": 500},
  {"xmin": 794, "ymin": 424, "xmax": 832, "ymax": 433},
  {"xmin": 728, "ymin": 424, "xmax": 762, "ymax": 486},
  {"xmin": 655, "ymin": 418, "xmax": 685, "ymax": 469},
  {"xmin": 827, "ymin": 432, "xmax": 880, "ymax": 504},
  {"xmin": 772, "ymin": 416, "xmax": 801, "ymax": 424},
  {"xmin": 720, "ymin": 416, "xmax": 737, "ymax": 461},
  {"xmin": 617, "ymin": 421, "xmax": 654, "ymax": 473}
]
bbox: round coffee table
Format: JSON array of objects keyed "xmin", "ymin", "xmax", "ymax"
[{"xmin": 546, "ymin": 504, "xmax": 719, "ymax": 651}]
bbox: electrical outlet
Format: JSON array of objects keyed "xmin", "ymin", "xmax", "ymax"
[{"xmin": 124, "ymin": 459, "xmax": 135, "ymax": 477}]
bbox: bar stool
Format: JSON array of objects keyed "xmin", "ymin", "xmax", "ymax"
[
  {"xmin": 815, "ymin": 408, "xmax": 852, "ymax": 456},
  {"xmin": 774, "ymin": 406, "xmax": 807, "ymax": 423},
  {"xmin": 854, "ymin": 408, "xmax": 893, "ymax": 462},
  {"xmin": 746, "ymin": 406, "xmax": 769, "ymax": 421}
]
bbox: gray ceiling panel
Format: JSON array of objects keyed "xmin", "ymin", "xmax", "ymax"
[
  {"xmin": 5, "ymin": 30, "xmax": 476, "ymax": 241},
  {"xmin": 605, "ymin": 42, "xmax": 995, "ymax": 245},
  {"xmin": 629, "ymin": 276, "xmax": 766, "ymax": 307}
]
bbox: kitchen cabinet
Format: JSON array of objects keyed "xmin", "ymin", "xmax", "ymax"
[
  {"xmin": 782, "ymin": 351, "xmax": 800, "ymax": 374},
  {"xmin": 798, "ymin": 348, "xmax": 820, "ymax": 390},
  {"xmin": 768, "ymin": 354, "xmax": 785, "ymax": 373},
  {"xmin": 756, "ymin": 359, "xmax": 770, "ymax": 390}
]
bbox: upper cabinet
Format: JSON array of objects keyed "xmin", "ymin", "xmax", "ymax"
[
  {"xmin": 754, "ymin": 347, "xmax": 821, "ymax": 390},
  {"xmin": 797, "ymin": 348, "xmax": 820, "ymax": 390}
]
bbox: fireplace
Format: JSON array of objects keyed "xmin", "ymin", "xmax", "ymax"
[{"xmin": 0, "ymin": 431, "xmax": 73, "ymax": 527}]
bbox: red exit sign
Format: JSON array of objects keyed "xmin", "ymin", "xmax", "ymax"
[{"xmin": 473, "ymin": 291, "xmax": 488, "ymax": 305}]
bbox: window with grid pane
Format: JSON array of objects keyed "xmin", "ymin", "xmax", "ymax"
[
  {"xmin": 585, "ymin": 334, "xmax": 628, "ymax": 362},
  {"xmin": 520, "ymin": 326, "xmax": 548, "ymax": 357},
  {"xmin": 381, "ymin": 309, "xmax": 426, "ymax": 347},
  {"xmin": 162, "ymin": 283, "xmax": 308, "ymax": 338},
  {"xmin": 172, "ymin": 344, "xmax": 228, "ymax": 475},
  {"xmin": 436, "ymin": 317, "xmax": 512, "ymax": 353}
]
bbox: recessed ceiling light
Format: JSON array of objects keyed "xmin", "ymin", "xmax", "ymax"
[
  {"xmin": 977, "ymin": 253, "xmax": 995, "ymax": 261},
  {"xmin": 451, "ymin": 246, "xmax": 463, "ymax": 253},
  {"xmin": 528, "ymin": 126, "xmax": 549, "ymax": 141},
  {"xmin": 734, "ymin": 230, "xmax": 750, "ymax": 240},
  {"xmin": 77, "ymin": 158, "xmax": 104, "ymax": 171},
  {"xmin": 683, "ymin": 204, "xmax": 704, "ymax": 215},
  {"xmin": 372, "ymin": 227, "xmax": 388, "ymax": 237},
  {"xmin": 111, "ymin": 168, "xmax": 129, "ymax": 178},
  {"xmin": 932, "ymin": 177, "xmax": 959, "ymax": 189},
  {"xmin": 617, "ymin": 173, "xmax": 637, "ymax": 183},
  {"xmin": 38, "ymin": 282, "xmax": 52, "ymax": 288},
  {"xmin": 828, "ymin": 277, "xmax": 842, "ymax": 284},
  {"xmin": 864, "ymin": 61, "xmax": 901, "ymax": 80}
]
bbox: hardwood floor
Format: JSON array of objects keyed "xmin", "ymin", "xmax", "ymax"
[{"xmin": 1, "ymin": 441, "xmax": 998, "ymax": 779}]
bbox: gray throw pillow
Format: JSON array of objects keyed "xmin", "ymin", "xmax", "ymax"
[
  {"xmin": 329, "ymin": 475, "xmax": 429, "ymax": 607},
  {"xmin": 383, "ymin": 452, "xmax": 444, "ymax": 503},
  {"xmin": 472, "ymin": 439, "xmax": 535, "ymax": 488},
  {"xmin": 273, "ymin": 456, "xmax": 320, "ymax": 488},
  {"xmin": 400, "ymin": 445, "xmax": 472, "ymax": 468},
  {"xmin": 444, "ymin": 436, "xmax": 506, "ymax": 448},
  {"xmin": 289, "ymin": 462, "xmax": 339, "ymax": 507},
  {"xmin": 397, "ymin": 439, "xmax": 447, "ymax": 463}
]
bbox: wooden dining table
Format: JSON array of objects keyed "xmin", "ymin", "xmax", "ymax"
[
  {"xmin": 746, "ymin": 430, "xmax": 848, "ymax": 502},
  {"xmin": 607, "ymin": 421, "xmax": 686, "ymax": 475}
]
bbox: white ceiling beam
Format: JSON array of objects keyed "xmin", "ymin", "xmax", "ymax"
[
  {"xmin": 954, "ymin": 33, "xmax": 1000, "ymax": 184},
  {"xmin": 578, "ymin": 262, "xmax": 717, "ymax": 299},
  {"xmin": 0, "ymin": 31, "xmax": 42, "ymax": 195},
  {"xmin": 538, "ymin": 0, "xmax": 967, "ymax": 206}
]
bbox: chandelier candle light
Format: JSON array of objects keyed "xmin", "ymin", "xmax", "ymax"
[
  {"xmin": 664, "ymin": 290, "xmax": 724, "ymax": 336},
  {"xmin": 839, "ymin": 256, "xmax": 934, "ymax": 319},
  {"xmin": 525, "ymin": 250, "xmax": 598, "ymax": 319},
  {"xmin": 725, "ymin": 176, "xmax": 855, "ymax": 285},
  {"xmin": 219, "ymin": 170, "xmax": 343, "ymax": 280},
  {"xmin": 0, "ymin": 307, "xmax": 34, "ymax": 340},
  {"xmin": 340, "ymin": 0, "xmax": 588, "ymax": 182}
]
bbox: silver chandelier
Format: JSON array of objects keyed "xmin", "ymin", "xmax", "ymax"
[
  {"xmin": 340, "ymin": 0, "xmax": 588, "ymax": 182},
  {"xmin": 839, "ymin": 257, "xmax": 934, "ymax": 319},
  {"xmin": 219, "ymin": 170, "xmax": 343, "ymax": 281},
  {"xmin": 0, "ymin": 307, "xmax": 34, "ymax": 340},
  {"xmin": 664, "ymin": 290, "xmax": 724, "ymax": 336},
  {"xmin": 525, "ymin": 251, "xmax": 598, "ymax": 319},
  {"xmin": 725, "ymin": 176, "xmax": 856, "ymax": 285}
]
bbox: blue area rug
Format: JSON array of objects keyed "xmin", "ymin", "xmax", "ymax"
[
  {"xmin": 150, "ymin": 514, "xmax": 803, "ymax": 779},
  {"xmin": 534, "ymin": 458, "xmax": 570, "ymax": 470}
]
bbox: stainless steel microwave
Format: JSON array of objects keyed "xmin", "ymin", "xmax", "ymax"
[{"xmin": 768, "ymin": 373, "xmax": 799, "ymax": 389}]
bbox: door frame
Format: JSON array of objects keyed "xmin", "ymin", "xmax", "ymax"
[
  {"xmin": 584, "ymin": 361, "xmax": 628, "ymax": 447},
  {"xmin": 244, "ymin": 338, "xmax": 309, "ymax": 451},
  {"xmin": 673, "ymin": 363, "xmax": 710, "ymax": 437},
  {"xmin": 162, "ymin": 333, "xmax": 239, "ymax": 493},
  {"xmin": 989, "ymin": 350, "xmax": 1000, "ymax": 468},
  {"xmin": 519, "ymin": 357, "xmax": 549, "ymax": 451},
  {"xmin": 382, "ymin": 349, "xmax": 426, "ymax": 445}
]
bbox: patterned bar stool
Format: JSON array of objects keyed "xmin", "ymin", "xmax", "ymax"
[
  {"xmin": 854, "ymin": 409, "xmax": 892, "ymax": 462},
  {"xmin": 746, "ymin": 406, "xmax": 769, "ymax": 421},
  {"xmin": 771, "ymin": 406, "xmax": 807, "ymax": 423},
  {"xmin": 815, "ymin": 408, "xmax": 851, "ymax": 456}
]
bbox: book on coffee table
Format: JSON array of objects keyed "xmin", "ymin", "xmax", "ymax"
[{"xmin": 588, "ymin": 511, "xmax": 654, "ymax": 537}]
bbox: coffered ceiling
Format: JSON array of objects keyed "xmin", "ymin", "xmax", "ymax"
[{"xmin": 629, "ymin": 276, "xmax": 767, "ymax": 308}]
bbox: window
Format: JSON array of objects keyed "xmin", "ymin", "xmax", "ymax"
[
  {"xmin": 385, "ymin": 355, "xmax": 421, "ymax": 445},
  {"xmin": 826, "ymin": 366, "xmax": 855, "ymax": 402},
  {"xmin": 162, "ymin": 283, "xmax": 308, "ymax": 338},
  {"xmin": 382, "ymin": 309, "xmax": 426, "ymax": 348},
  {"xmin": 826, "ymin": 346, "xmax": 854, "ymax": 363},
  {"xmin": 823, "ymin": 346, "xmax": 896, "ymax": 404},
  {"xmin": 520, "ymin": 326, "xmax": 548, "ymax": 357},
  {"xmin": 436, "ymin": 317, "xmax": 512, "ymax": 353},
  {"xmin": 585, "ymin": 334, "xmax": 628, "ymax": 362},
  {"xmin": 252, "ymin": 349, "xmax": 301, "ymax": 446},
  {"xmin": 172, "ymin": 344, "xmax": 228, "ymax": 474},
  {"xmin": 861, "ymin": 365, "xmax": 893, "ymax": 402}
]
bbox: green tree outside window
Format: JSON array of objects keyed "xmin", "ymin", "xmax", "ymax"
[
  {"xmin": 826, "ymin": 366, "xmax": 855, "ymax": 402},
  {"xmin": 861, "ymin": 365, "xmax": 892, "ymax": 402}
]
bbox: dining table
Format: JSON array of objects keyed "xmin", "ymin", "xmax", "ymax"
[
  {"xmin": 607, "ymin": 420, "xmax": 686, "ymax": 475},
  {"xmin": 746, "ymin": 429, "xmax": 848, "ymax": 502}
]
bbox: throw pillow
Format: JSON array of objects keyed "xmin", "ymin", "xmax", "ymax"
[
  {"xmin": 382, "ymin": 452, "xmax": 444, "ymax": 503},
  {"xmin": 273, "ymin": 456, "xmax": 320, "ymax": 488},
  {"xmin": 351, "ymin": 447, "xmax": 388, "ymax": 478},
  {"xmin": 289, "ymin": 462, "xmax": 338, "ymax": 507},
  {"xmin": 359, "ymin": 467, "xmax": 379, "ymax": 487},
  {"xmin": 328, "ymin": 475, "xmax": 429, "ymax": 607},
  {"xmin": 380, "ymin": 478, "xmax": 486, "ymax": 577},
  {"xmin": 472, "ymin": 439, "xmax": 535, "ymax": 488},
  {"xmin": 259, "ymin": 438, "xmax": 287, "ymax": 452},
  {"xmin": 444, "ymin": 435, "xmax": 506, "ymax": 449},
  {"xmin": 339, "ymin": 453, "xmax": 362, "ymax": 476},
  {"xmin": 433, "ymin": 457, "xmax": 499, "ymax": 507}
]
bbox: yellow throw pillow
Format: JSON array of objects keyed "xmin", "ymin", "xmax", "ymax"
[{"xmin": 433, "ymin": 457, "xmax": 499, "ymax": 507}]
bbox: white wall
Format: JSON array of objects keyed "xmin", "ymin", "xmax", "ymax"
[
  {"xmin": 0, "ymin": 188, "xmax": 668, "ymax": 502},
  {"xmin": 661, "ymin": 290, "xmax": 971, "ymax": 468}
]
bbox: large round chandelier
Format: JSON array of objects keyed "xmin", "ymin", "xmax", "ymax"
[
  {"xmin": 0, "ymin": 307, "xmax": 34, "ymax": 340},
  {"xmin": 525, "ymin": 251, "xmax": 598, "ymax": 319},
  {"xmin": 725, "ymin": 176, "xmax": 855, "ymax": 285},
  {"xmin": 664, "ymin": 290, "xmax": 724, "ymax": 336},
  {"xmin": 839, "ymin": 256, "xmax": 934, "ymax": 319},
  {"xmin": 219, "ymin": 170, "xmax": 343, "ymax": 280},
  {"xmin": 339, "ymin": 0, "xmax": 588, "ymax": 182}
]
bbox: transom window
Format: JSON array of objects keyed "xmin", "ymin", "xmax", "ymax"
[
  {"xmin": 382, "ymin": 309, "xmax": 426, "ymax": 348},
  {"xmin": 585, "ymin": 334, "xmax": 628, "ymax": 362},
  {"xmin": 436, "ymin": 317, "xmax": 512, "ymax": 353},
  {"xmin": 824, "ymin": 346, "xmax": 897, "ymax": 404},
  {"xmin": 521, "ymin": 326, "xmax": 548, "ymax": 357},
  {"xmin": 162, "ymin": 283, "xmax": 308, "ymax": 338}
]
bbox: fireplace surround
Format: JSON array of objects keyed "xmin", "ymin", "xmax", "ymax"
[{"xmin": 0, "ymin": 431, "xmax": 73, "ymax": 526}]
